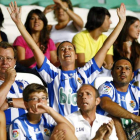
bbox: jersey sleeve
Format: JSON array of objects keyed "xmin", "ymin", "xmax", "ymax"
[
  {"xmin": 9, "ymin": 121, "xmax": 25, "ymax": 140},
  {"xmin": 78, "ymin": 57, "xmax": 102, "ymax": 85},
  {"xmin": 72, "ymin": 32, "xmax": 85, "ymax": 53},
  {"xmin": 36, "ymin": 57, "xmax": 59, "ymax": 84},
  {"xmin": 98, "ymin": 82, "xmax": 113, "ymax": 99}
]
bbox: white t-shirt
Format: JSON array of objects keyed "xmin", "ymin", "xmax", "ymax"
[
  {"xmin": 65, "ymin": 110, "xmax": 118, "ymax": 140},
  {"xmin": 50, "ymin": 21, "xmax": 78, "ymax": 44}
]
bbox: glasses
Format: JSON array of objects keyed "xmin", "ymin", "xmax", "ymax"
[
  {"xmin": 27, "ymin": 96, "xmax": 48, "ymax": 102},
  {"xmin": 0, "ymin": 56, "xmax": 14, "ymax": 62}
]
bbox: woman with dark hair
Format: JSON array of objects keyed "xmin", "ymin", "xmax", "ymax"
[
  {"xmin": 0, "ymin": 8, "xmax": 8, "ymax": 42},
  {"xmin": 72, "ymin": 7, "xmax": 113, "ymax": 69},
  {"xmin": 114, "ymin": 16, "xmax": 140, "ymax": 70},
  {"xmin": 13, "ymin": 9, "xmax": 58, "ymax": 68},
  {"xmin": 43, "ymin": 0, "xmax": 84, "ymax": 45}
]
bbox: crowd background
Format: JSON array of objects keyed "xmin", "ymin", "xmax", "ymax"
[{"xmin": 0, "ymin": 0, "xmax": 140, "ymax": 44}]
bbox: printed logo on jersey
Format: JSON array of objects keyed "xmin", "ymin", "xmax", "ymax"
[
  {"xmin": 12, "ymin": 129, "xmax": 19, "ymax": 138},
  {"xmin": 76, "ymin": 127, "xmax": 84, "ymax": 132},
  {"xmin": 130, "ymin": 100, "xmax": 136, "ymax": 108},
  {"xmin": 77, "ymin": 77, "xmax": 83, "ymax": 84},
  {"xmin": 18, "ymin": 83, "xmax": 24, "ymax": 90},
  {"xmin": 59, "ymin": 87, "xmax": 77, "ymax": 106},
  {"xmin": 103, "ymin": 85, "xmax": 111, "ymax": 93},
  {"xmin": 44, "ymin": 128, "xmax": 51, "ymax": 136}
]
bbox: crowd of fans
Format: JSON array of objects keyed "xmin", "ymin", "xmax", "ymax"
[{"xmin": 0, "ymin": 0, "xmax": 140, "ymax": 140}]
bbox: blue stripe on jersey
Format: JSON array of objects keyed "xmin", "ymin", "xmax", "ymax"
[
  {"xmin": 42, "ymin": 115, "xmax": 55, "ymax": 132},
  {"xmin": 84, "ymin": 58, "xmax": 102, "ymax": 78},
  {"xmin": 58, "ymin": 75, "xmax": 65, "ymax": 116},
  {"xmin": 4, "ymin": 109, "xmax": 11, "ymax": 125},
  {"xmin": 33, "ymin": 126, "xmax": 44, "ymax": 140},
  {"xmin": 12, "ymin": 122, "xmax": 19, "ymax": 129},
  {"xmin": 18, "ymin": 108, "xmax": 26, "ymax": 117},
  {"xmin": 10, "ymin": 85, "xmax": 15, "ymax": 94},
  {"xmin": 96, "ymin": 105, "xmax": 105, "ymax": 115},
  {"xmin": 36, "ymin": 57, "xmax": 58, "ymax": 80}
]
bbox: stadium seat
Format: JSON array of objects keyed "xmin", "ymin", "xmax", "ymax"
[{"xmin": 15, "ymin": 72, "xmax": 44, "ymax": 85}]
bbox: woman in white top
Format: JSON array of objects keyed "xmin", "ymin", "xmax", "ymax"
[{"xmin": 43, "ymin": 0, "xmax": 84, "ymax": 46}]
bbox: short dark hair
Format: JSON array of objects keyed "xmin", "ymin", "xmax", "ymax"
[
  {"xmin": 0, "ymin": 8, "xmax": 4, "ymax": 28},
  {"xmin": 0, "ymin": 42, "xmax": 17, "ymax": 60},
  {"xmin": 112, "ymin": 57, "xmax": 134, "ymax": 71},
  {"xmin": 57, "ymin": 41, "xmax": 76, "ymax": 56},
  {"xmin": 85, "ymin": 7, "xmax": 110, "ymax": 31},
  {"xmin": 25, "ymin": 9, "xmax": 50, "ymax": 53},
  {"xmin": 77, "ymin": 84, "xmax": 99, "ymax": 98},
  {"xmin": 23, "ymin": 83, "xmax": 48, "ymax": 102}
]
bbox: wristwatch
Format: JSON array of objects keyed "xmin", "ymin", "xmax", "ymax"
[{"xmin": 7, "ymin": 98, "xmax": 13, "ymax": 107}]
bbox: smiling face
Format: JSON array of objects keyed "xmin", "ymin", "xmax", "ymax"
[
  {"xmin": 100, "ymin": 15, "xmax": 112, "ymax": 32},
  {"xmin": 112, "ymin": 59, "xmax": 134, "ymax": 86},
  {"xmin": 0, "ymin": 48, "xmax": 16, "ymax": 75},
  {"xmin": 29, "ymin": 13, "xmax": 44, "ymax": 32},
  {"xmin": 77, "ymin": 85, "xmax": 100, "ymax": 113},
  {"xmin": 57, "ymin": 42, "xmax": 77, "ymax": 67},
  {"xmin": 127, "ymin": 20, "xmax": 140, "ymax": 40},
  {"xmin": 54, "ymin": 2, "xmax": 70, "ymax": 22}
]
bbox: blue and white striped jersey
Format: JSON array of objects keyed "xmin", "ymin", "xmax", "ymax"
[
  {"xmin": 96, "ymin": 81, "xmax": 140, "ymax": 116},
  {"xmin": 36, "ymin": 57, "xmax": 102, "ymax": 116},
  {"xmin": 0, "ymin": 80, "xmax": 28, "ymax": 125},
  {"xmin": 9, "ymin": 113, "xmax": 56, "ymax": 140}
]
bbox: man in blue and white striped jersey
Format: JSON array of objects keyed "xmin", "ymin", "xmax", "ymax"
[
  {"xmin": 8, "ymin": 1, "xmax": 126, "ymax": 116},
  {"xmin": 0, "ymin": 42, "xmax": 28, "ymax": 135},
  {"xmin": 97, "ymin": 58, "xmax": 140, "ymax": 140}
]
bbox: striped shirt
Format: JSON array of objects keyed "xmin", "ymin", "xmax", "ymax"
[
  {"xmin": 9, "ymin": 113, "xmax": 56, "ymax": 140},
  {"xmin": 36, "ymin": 57, "xmax": 102, "ymax": 116},
  {"xmin": 0, "ymin": 80, "xmax": 28, "ymax": 125},
  {"xmin": 97, "ymin": 81, "xmax": 140, "ymax": 116}
]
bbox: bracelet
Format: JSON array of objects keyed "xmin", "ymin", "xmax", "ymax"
[
  {"xmin": 7, "ymin": 98, "xmax": 13, "ymax": 108},
  {"xmin": 64, "ymin": 7, "xmax": 69, "ymax": 12}
]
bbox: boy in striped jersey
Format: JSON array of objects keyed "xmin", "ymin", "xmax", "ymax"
[
  {"xmin": 9, "ymin": 83, "xmax": 77, "ymax": 140},
  {"xmin": 97, "ymin": 58, "xmax": 140, "ymax": 139},
  {"xmin": 8, "ymin": 2, "xmax": 126, "ymax": 116}
]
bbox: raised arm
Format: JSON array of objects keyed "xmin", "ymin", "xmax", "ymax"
[
  {"xmin": 7, "ymin": 2, "xmax": 44, "ymax": 68},
  {"xmin": 94, "ymin": 3, "xmax": 126, "ymax": 68},
  {"xmin": 44, "ymin": 0, "xmax": 84, "ymax": 31}
]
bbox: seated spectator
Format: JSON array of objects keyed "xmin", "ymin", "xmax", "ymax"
[
  {"xmin": 13, "ymin": 9, "xmax": 58, "ymax": 68},
  {"xmin": 8, "ymin": 1, "xmax": 126, "ymax": 116},
  {"xmin": 0, "ymin": 8, "xmax": 8, "ymax": 42},
  {"xmin": 43, "ymin": 0, "xmax": 84, "ymax": 45},
  {"xmin": 0, "ymin": 110, "xmax": 6, "ymax": 140},
  {"xmin": 72, "ymin": 7, "xmax": 113, "ymax": 68},
  {"xmin": 0, "ymin": 42, "xmax": 28, "ymax": 139},
  {"xmin": 97, "ymin": 58, "xmax": 140, "ymax": 140},
  {"xmin": 65, "ymin": 84, "xmax": 118, "ymax": 140},
  {"xmin": 9, "ymin": 83, "xmax": 77, "ymax": 140},
  {"xmin": 114, "ymin": 16, "xmax": 140, "ymax": 70}
]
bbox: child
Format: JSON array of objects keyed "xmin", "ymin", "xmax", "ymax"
[{"xmin": 9, "ymin": 83, "xmax": 77, "ymax": 140}]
